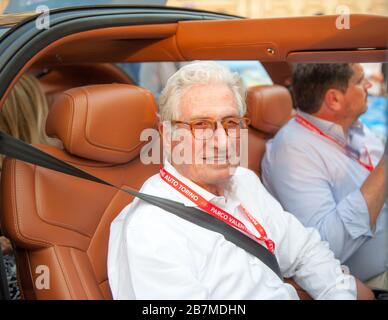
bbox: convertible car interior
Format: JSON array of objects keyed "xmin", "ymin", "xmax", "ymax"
[{"xmin": 0, "ymin": 5, "xmax": 387, "ymax": 300}]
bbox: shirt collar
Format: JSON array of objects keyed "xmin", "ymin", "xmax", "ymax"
[
  {"xmin": 296, "ymin": 110, "xmax": 365, "ymax": 146},
  {"xmin": 162, "ymin": 161, "xmax": 231, "ymax": 207},
  {"xmin": 350, "ymin": 120, "xmax": 365, "ymax": 135}
]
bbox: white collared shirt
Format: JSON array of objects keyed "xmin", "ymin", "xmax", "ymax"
[{"xmin": 108, "ymin": 161, "xmax": 356, "ymax": 300}]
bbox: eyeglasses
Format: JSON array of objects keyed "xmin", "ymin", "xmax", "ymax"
[{"xmin": 171, "ymin": 116, "xmax": 251, "ymax": 140}]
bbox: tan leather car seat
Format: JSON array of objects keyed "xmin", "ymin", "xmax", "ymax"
[
  {"xmin": 38, "ymin": 63, "xmax": 134, "ymax": 108},
  {"xmin": 246, "ymin": 84, "xmax": 313, "ymax": 299},
  {"xmin": 247, "ymin": 85, "xmax": 295, "ymax": 176},
  {"xmin": 0, "ymin": 82, "xmax": 303, "ymax": 300},
  {"xmin": 0, "ymin": 84, "xmax": 159, "ymax": 299}
]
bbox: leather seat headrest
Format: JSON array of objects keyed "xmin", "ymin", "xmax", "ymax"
[
  {"xmin": 247, "ymin": 85, "xmax": 295, "ymax": 135},
  {"xmin": 46, "ymin": 84, "xmax": 157, "ymax": 164}
]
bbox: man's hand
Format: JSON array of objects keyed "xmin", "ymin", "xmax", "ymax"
[{"xmin": 355, "ymin": 278, "xmax": 375, "ymax": 300}]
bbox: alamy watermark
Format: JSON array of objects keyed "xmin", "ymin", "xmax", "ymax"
[
  {"xmin": 35, "ymin": 264, "xmax": 50, "ymax": 290},
  {"xmin": 35, "ymin": 5, "xmax": 50, "ymax": 30},
  {"xmin": 336, "ymin": 5, "xmax": 350, "ymax": 30}
]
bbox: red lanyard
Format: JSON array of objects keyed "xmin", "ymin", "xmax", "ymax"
[
  {"xmin": 295, "ymin": 115, "xmax": 374, "ymax": 172},
  {"xmin": 160, "ymin": 167, "xmax": 275, "ymax": 254}
]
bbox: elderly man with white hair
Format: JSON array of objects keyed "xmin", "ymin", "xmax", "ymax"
[{"xmin": 108, "ymin": 61, "xmax": 366, "ymax": 300}]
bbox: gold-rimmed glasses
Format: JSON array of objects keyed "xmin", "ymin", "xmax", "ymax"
[{"xmin": 171, "ymin": 116, "xmax": 251, "ymax": 140}]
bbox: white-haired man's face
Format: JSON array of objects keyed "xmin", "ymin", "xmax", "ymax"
[{"xmin": 164, "ymin": 83, "xmax": 244, "ymax": 193}]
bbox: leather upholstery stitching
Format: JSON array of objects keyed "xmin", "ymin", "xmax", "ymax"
[
  {"xmin": 34, "ymin": 166, "xmax": 93, "ymax": 239},
  {"xmin": 82, "ymin": 85, "xmax": 152, "ymax": 153},
  {"xmin": 11, "ymin": 159, "xmax": 50, "ymax": 247},
  {"xmin": 66, "ymin": 93, "xmax": 76, "ymax": 155},
  {"xmin": 53, "ymin": 246, "xmax": 75, "ymax": 299},
  {"xmin": 70, "ymin": 248, "xmax": 94, "ymax": 299}
]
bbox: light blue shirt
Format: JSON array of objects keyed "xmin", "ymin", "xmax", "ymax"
[{"xmin": 262, "ymin": 110, "xmax": 388, "ymax": 281}]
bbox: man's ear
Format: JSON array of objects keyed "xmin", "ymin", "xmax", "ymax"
[{"xmin": 323, "ymin": 88, "xmax": 343, "ymax": 112}]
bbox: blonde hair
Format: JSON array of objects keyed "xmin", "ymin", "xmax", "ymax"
[
  {"xmin": 159, "ymin": 61, "xmax": 246, "ymax": 121},
  {"xmin": 0, "ymin": 74, "xmax": 58, "ymax": 168}
]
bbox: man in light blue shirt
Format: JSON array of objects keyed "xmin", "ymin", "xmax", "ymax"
[{"xmin": 262, "ymin": 63, "xmax": 388, "ymax": 290}]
